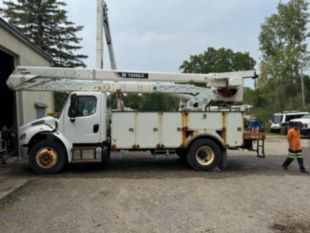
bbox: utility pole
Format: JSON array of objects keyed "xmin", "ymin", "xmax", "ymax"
[
  {"xmin": 96, "ymin": 0, "xmax": 117, "ymax": 70},
  {"xmin": 301, "ymin": 64, "xmax": 305, "ymax": 110}
]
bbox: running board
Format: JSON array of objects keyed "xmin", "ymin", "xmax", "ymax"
[{"xmin": 71, "ymin": 146, "xmax": 102, "ymax": 162}]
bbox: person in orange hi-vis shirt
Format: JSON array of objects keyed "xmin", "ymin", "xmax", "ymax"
[{"xmin": 282, "ymin": 122, "xmax": 308, "ymax": 173}]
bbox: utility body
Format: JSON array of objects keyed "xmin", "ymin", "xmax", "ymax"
[{"xmin": 7, "ymin": 66, "xmax": 264, "ymax": 174}]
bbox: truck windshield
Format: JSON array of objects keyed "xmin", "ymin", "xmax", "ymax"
[
  {"xmin": 301, "ymin": 114, "xmax": 310, "ymax": 119},
  {"xmin": 272, "ymin": 115, "xmax": 283, "ymax": 124}
]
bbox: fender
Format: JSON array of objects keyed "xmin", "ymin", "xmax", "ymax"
[
  {"xmin": 183, "ymin": 131, "xmax": 227, "ymax": 168},
  {"xmin": 184, "ymin": 130, "xmax": 226, "ymax": 149},
  {"xmin": 49, "ymin": 131, "xmax": 73, "ymax": 162},
  {"xmin": 24, "ymin": 129, "xmax": 73, "ymax": 163},
  {"xmin": 19, "ymin": 118, "xmax": 73, "ymax": 162},
  {"xmin": 20, "ymin": 122, "xmax": 55, "ymax": 146}
]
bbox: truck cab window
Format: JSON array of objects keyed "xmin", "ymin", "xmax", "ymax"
[{"xmin": 69, "ymin": 96, "xmax": 97, "ymax": 117}]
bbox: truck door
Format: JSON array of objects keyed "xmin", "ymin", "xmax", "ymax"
[{"xmin": 64, "ymin": 94, "xmax": 101, "ymax": 144}]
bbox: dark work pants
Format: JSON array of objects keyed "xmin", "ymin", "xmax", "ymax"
[{"xmin": 283, "ymin": 157, "xmax": 305, "ymax": 171}]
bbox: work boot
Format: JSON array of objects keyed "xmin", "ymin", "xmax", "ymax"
[{"xmin": 300, "ymin": 169, "xmax": 308, "ymax": 174}]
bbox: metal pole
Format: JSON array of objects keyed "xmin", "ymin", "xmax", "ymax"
[
  {"xmin": 301, "ymin": 65, "xmax": 305, "ymax": 110},
  {"xmin": 96, "ymin": 0, "xmax": 104, "ymax": 69},
  {"xmin": 103, "ymin": 6, "xmax": 117, "ymax": 69}
]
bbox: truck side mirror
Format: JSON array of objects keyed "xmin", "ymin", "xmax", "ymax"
[{"xmin": 68, "ymin": 94, "xmax": 78, "ymax": 120}]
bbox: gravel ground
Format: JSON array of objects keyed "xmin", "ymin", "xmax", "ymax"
[{"xmin": 0, "ymin": 135, "xmax": 310, "ymax": 233}]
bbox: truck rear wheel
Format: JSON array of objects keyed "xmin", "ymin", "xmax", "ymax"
[
  {"xmin": 187, "ymin": 139, "xmax": 222, "ymax": 171},
  {"xmin": 29, "ymin": 140, "xmax": 66, "ymax": 174}
]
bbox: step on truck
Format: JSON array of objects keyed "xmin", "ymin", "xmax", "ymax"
[{"xmin": 7, "ymin": 66, "xmax": 264, "ymax": 174}]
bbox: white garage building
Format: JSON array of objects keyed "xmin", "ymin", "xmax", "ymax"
[{"xmin": 0, "ymin": 17, "xmax": 54, "ymax": 131}]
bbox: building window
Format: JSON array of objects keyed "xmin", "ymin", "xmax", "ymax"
[{"xmin": 34, "ymin": 102, "xmax": 48, "ymax": 119}]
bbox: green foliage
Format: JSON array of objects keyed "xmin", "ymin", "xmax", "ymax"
[
  {"xmin": 180, "ymin": 47, "xmax": 256, "ymax": 73},
  {"xmin": 54, "ymin": 92, "xmax": 69, "ymax": 112},
  {"xmin": 1, "ymin": 0, "xmax": 87, "ymax": 67},
  {"xmin": 243, "ymin": 87, "xmax": 266, "ymax": 108},
  {"xmin": 1, "ymin": 0, "xmax": 89, "ymax": 111},
  {"xmin": 136, "ymin": 94, "xmax": 179, "ymax": 111},
  {"xmin": 258, "ymin": 0, "xmax": 310, "ymax": 112},
  {"xmin": 109, "ymin": 94, "xmax": 179, "ymax": 111},
  {"xmin": 304, "ymin": 76, "xmax": 310, "ymax": 111}
]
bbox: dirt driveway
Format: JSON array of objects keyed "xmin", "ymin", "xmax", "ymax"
[{"xmin": 0, "ymin": 135, "xmax": 310, "ymax": 233}]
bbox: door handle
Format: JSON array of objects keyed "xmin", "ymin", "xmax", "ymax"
[{"xmin": 93, "ymin": 124, "xmax": 99, "ymax": 133}]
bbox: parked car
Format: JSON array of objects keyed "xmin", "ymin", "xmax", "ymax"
[
  {"xmin": 270, "ymin": 111, "xmax": 309, "ymax": 134},
  {"xmin": 290, "ymin": 113, "xmax": 310, "ymax": 137}
]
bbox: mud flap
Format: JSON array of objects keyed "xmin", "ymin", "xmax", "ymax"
[{"xmin": 220, "ymin": 149, "xmax": 227, "ymax": 168}]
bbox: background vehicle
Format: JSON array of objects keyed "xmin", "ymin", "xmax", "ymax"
[
  {"xmin": 270, "ymin": 111, "xmax": 308, "ymax": 134},
  {"xmin": 290, "ymin": 113, "xmax": 310, "ymax": 137}
]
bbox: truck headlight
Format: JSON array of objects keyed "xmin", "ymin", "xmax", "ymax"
[{"xmin": 20, "ymin": 133, "xmax": 26, "ymax": 141}]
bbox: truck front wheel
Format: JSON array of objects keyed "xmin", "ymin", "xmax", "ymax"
[
  {"xmin": 29, "ymin": 140, "xmax": 66, "ymax": 174},
  {"xmin": 187, "ymin": 139, "xmax": 222, "ymax": 171}
]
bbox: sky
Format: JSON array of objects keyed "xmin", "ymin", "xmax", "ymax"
[
  {"xmin": 63, "ymin": 0, "xmax": 287, "ymax": 72},
  {"xmin": 0, "ymin": 0, "xmax": 296, "ymax": 86}
]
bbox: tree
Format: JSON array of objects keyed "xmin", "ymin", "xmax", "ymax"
[
  {"xmin": 1, "ymin": 0, "xmax": 87, "ymax": 67},
  {"xmin": 1, "ymin": 0, "xmax": 89, "ymax": 111},
  {"xmin": 258, "ymin": 0, "xmax": 310, "ymax": 111},
  {"xmin": 180, "ymin": 47, "xmax": 256, "ymax": 74},
  {"xmin": 108, "ymin": 93, "xmax": 179, "ymax": 111},
  {"xmin": 137, "ymin": 94, "xmax": 178, "ymax": 111}
]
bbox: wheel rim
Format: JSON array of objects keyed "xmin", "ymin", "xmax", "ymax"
[
  {"xmin": 195, "ymin": 146, "xmax": 215, "ymax": 166},
  {"xmin": 35, "ymin": 147, "xmax": 58, "ymax": 169}
]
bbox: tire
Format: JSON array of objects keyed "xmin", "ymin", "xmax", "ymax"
[
  {"xmin": 29, "ymin": 140, "xmax": 66, "ymax": 174},
  {"xmin": 187, "ymin": 139, "xmax": 222, "ymax": 171}
]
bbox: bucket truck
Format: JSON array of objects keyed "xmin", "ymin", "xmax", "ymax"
[{"xmin": 7, "ymin": 66, "xmax": 264, "ymax": 174}]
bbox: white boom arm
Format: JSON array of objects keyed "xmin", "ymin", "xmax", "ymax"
[
  {"xmin": 7, "ymin": 66, "xmax": 256, "ymax": 109},
  {"xmin": 96, "ymin": 0, "xmax": 116, "ymax": 69},
  {"xmin": 7, "ymin": 66, "xmax": 255, "ymax": 86}
]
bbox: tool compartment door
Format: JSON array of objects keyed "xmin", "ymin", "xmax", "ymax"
[
  {"xmin": 162, "ymin": 113, "xmax": 182, "ymax": 147},
  {"xmin": 135, "ymin": 113, "xmax": 160, "ymax": 148},
  {"xmin": 111, "ymin": 112, "xmax": 135, "ymax": 149},
  {"xmin": 226, "ymin": 112, "xmax": 243, "ymax": 147}
]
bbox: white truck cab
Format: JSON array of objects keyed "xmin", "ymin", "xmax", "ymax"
[{"xmin": 290, "ymin": 113, "xmax": 310, "ymax": 137}]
